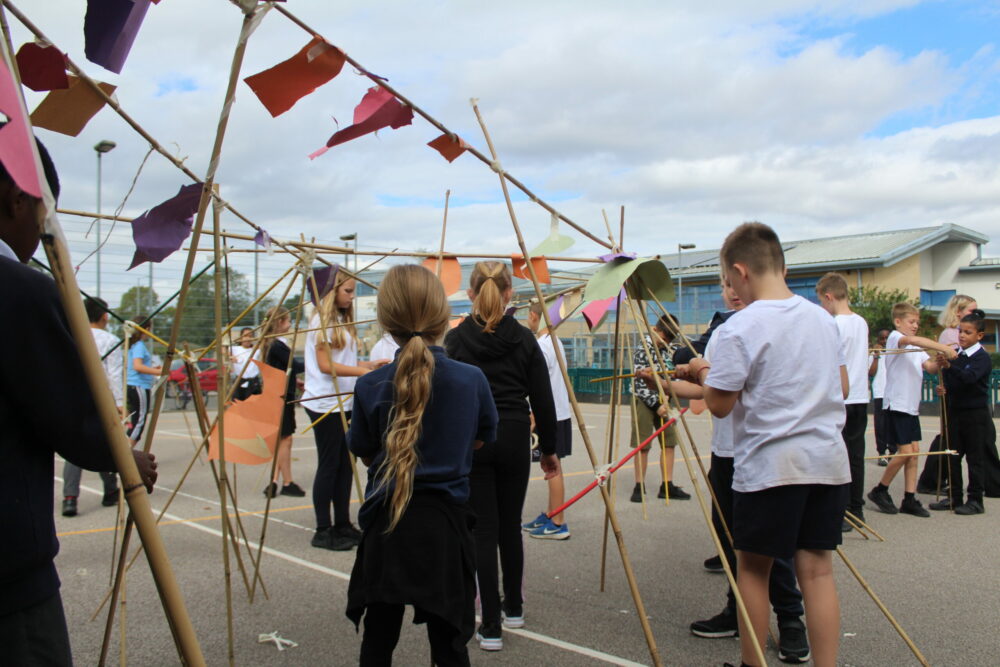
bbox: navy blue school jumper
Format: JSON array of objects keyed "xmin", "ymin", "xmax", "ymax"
[{"xmin": 940, "ymin": 345, "xmax": 991, "ymax": 504}]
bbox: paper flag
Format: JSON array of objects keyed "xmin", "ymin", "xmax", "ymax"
[
  {"xmin": 421, "ymin": 256, "xmax": 462, "ymax": 295},
  {"xmin": 254, "ymin": 228, "xmax": 270, "ymax": 247},
  {"xmin": 30, "ymin": 75, "xmax": 116, "ymax": 137},
  {"xmin": 84, "ymin": 0, "xmax": 151, "ymax": 74},
  {"xmin": 427, "ymin": 133, "xmax": 468, "ymax": 163},
  {"xmin": 15, "ymin": 43, "xmax": 69, "ymax": 92},
  {"xmin": 0, "ymin": 55, "xmax": 43, "ymax": 198},
  {"xmin": 128, "ymin": 183, "xmax": 203, "ymax": 269},
  {"xmin": 208, "ymin": 361, "xmax": 284, "ymax": 465},
  {"xmin": 583, "ymin": 256, "xmax": 674, "ymax": 305},
  {"xmin": 582, "ymin": 289, "xmax": 624, "ymax": 331},
  {"xmin": 529, "ymin": 213, "xmax": 574, "ymax": 257},
  {"xmin": 546, "ymin": 290, "xmax": 582, "ymax": 329},
  {"xmin": 309, "ymin": 264, "xmax": 340, "ymax": 306},
  {"xmin": 310, "ymin": 86, "xmax": 413, "ymax": 158},
  {"xmin": 511, "ymin": 254, "xmax": 551, "ymax": 284},
  {"xmin": 244, "ymin": 37, "xmax": 346, "ymax": 117}
]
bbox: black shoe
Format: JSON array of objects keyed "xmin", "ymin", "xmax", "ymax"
[
  {"xmin": 954, "ymin": 499, "xmax": 985, "ymax": 515},
  {"xmin": 657, "ymin": 482, "xmax": 667, "ymax": 499},
  {"xmin": 667, "ymin": 482, "xmax": 691, "ymax": 500},
  {"xmin": 311, "ymin": 527, "xmax": 354, "ymax": 551},
  {"xmin": 690, "ymin": 608, "xmax": 738, "ymax": 638},
  {"xmin": 703, "ymin": 555, "xmax": 723, "ymax": 573},
  {"xmin": 777, "ymin": 617, "xmax": 811, "ymax": 664},
  {"xmin": 334, "ymin": 523, "xmax": 362, "ymax": 546},
  {"xmin": 263, "ymin": 482, "xmax": 278, "ymax": 498},
  {"xmin": 877, "ymin": 456, "xmax": 889, "ymax": 467},
  {"xmin": 102, "ymin": 489, "xmax": 119, "ymax": 507},
  {"xmin": 867, "ymin": 486, "xmax": 898, "ymax": 514},
  {"xmin": 476, "ymin": 622, "xmax": 503, "ymax": 651},
  {"xmin": 899, "ymin": 496, "xmax": 930, "ymax": 518},
  {"xmin": 630, "ymin": 483, "xmax": 644, "ymax": 503},
  {"xmin": 61, "ymin": 497, "xmax": 78, "ymax": 517},
  {"xmin": 281, "ymin": 482, "xmax": 306, "ymax": 497},
  {"xmin": 929, "ymin": 498, "xmax": 957, "ymax": 511}
]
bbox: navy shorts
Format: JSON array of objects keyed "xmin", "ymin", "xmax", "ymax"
[
  {"xmin": 886, "ymin": 410, "xmax": 921, "ymax": 447},
  {"xmin": 733, "ymin": 483, "xmax": 849, "ymax": 559},
  {"xmin": 532, "ymin": 418, "xmax": 573, "ymax": 461}
]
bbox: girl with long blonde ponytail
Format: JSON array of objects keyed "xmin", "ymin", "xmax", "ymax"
[{"xmin": 346, "ymin": 264, "xmax": 498, "ymax": 666}]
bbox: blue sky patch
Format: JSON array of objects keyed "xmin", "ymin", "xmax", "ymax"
[{"xmin": 155, "ymin": 75, "xmax": 199, "ymax": 97}]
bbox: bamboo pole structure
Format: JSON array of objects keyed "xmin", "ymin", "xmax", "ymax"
[
  {"xmin": 435, "ymin": 190, "xmax": 450, "ymax": 277},
  {"xmin": 599, "ymin": 299, "xmax": 627, "ymax": 591},
  {"xmin": 845, "ymin": 511, "xmax": 885, "ymax": 542},
  {"xmin": 470, "ymin": 100, "xmax": 663, "ymax": 667}
]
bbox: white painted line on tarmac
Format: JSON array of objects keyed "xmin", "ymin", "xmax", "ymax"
[
  {"xmin": 151, "ymin": 482, "xmax": 315, "ymax": 532},
  {"xmin": 502, "ymin": 626, "xmax": 647, "ymax": 667}
]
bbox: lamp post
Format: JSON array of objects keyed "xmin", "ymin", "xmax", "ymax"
[
  {"xmin": 339, "ymin": 233, "xmax": 358, "ymax": 273},
  {"xmin": 677, "ymin": 243, "xmax": 695, "ymax": 330},
  {"xmin": 94, "ymin": 140, "xmax": 116, "ymax": 297}
]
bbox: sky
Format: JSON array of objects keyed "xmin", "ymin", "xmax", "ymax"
[{"xmin": 11, "ymin": 0, "xmax": 1000, "ymax": 307}]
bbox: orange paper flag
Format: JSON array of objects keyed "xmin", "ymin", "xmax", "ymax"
[
  {"xmin": 421, "ymin": 256, "xmax": 462, "ymax": 296},
  {"xmin": 427, "ymin": 133, "xmax": 468, "ymax": 163},
  {"xmin": 511, "ymin": 254, "xmax": 550, "ymax": 284},
  {"xmin": 244, "ymin": 37, "xmax": 346, "ymax": 117},
  {"xmin": 208, "ymin": 361, "xmax": 284, "ymax": 465},
  {"xmin": 29, "ymin": 75, "xmax": 115, "ymax": 137}
]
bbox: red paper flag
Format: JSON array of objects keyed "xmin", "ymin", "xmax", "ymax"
[
  {"xmin": 511, "ymin": 254, "xmax": 551, "ymax": 284},
  {"xmin": 427, "ymin": 133, "xmax": 468, "ymax": 162},
  {"xmin": 244, "ymin": 37, "xmax": 346, "ymax": 117},
  {"xmin": 309, "ymin": 86, "xmax": 413, "ymax": 158},
  {"xmin": 15, "ymin": 43, "xmax": 68, "ymax": 92}
]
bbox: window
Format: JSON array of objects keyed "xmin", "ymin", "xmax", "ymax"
[{"xmin": 919, "ymin": 289, "xmax": 956, "ymax": 308}]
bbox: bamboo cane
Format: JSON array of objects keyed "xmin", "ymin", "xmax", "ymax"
[
  {"xmin": 435, "ymin": 190, "xmax": 450, "ymax": 277},
  {"xmin": 590, "ymin": 370, "xmax": 675, "ymax": 383},
  {"xmin": 846, "ymin": 511, "xmax": 885, "ymax": 542},
  {"xmin": 864, "ymin": 450, "xmax": 956, "ymax": 460},
  {"xmin": 599, "ymin": 294, "xmax": 625, "ymax": 592},
  {"xmin": 471, "ymin": 100, "xmax": 663, "ymax": 667}
]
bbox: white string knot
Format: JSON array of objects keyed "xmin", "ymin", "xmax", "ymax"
[
  {"xmin": 489, "ymin": 159, "xmax": 504, "ymax": 176},
  {"xmin": 258, "ymin": 631, "xmax": 298, "ymax": 651},
  {"xmin": 595, "ymin": 463, "xmax": 613, "ymax": 487},
  {"xmin": 122, "ymin": 320, "xmax": 138, "ymax": 338},
  {"xmin": 295, "ymin": 248, "xmax": 318, "ymax": 276}
]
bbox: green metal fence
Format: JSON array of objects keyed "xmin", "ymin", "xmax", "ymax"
[{"xmin": 922, "ymin": 370, "xmax": 1000, "ymax": 405}]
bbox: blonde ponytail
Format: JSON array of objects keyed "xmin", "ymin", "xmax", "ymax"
[
  {"xmin": 469, "ymin": 261, "xmax": 511, "ymax": 334},
  {"xmin": 374, "ymin": 264, "xmax": 450, "ymax": 531}
]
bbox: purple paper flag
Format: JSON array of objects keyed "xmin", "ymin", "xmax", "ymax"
[
  {"xmin": 128, "ymin": 183, "xmax": 203, "ymax": 269},
  {"xmin": 598, "ymin": 251, "xmax": 638, "ymax": 263},
  {"xmin": 84, "ymin": 0, "xmax": 151, "ymax": 75},
  {"xmin": 308, "ymin": 265, "xmax": 340, "ymax": 306},
  {"xmin": 254, "ymin": 228, "xmax": 270, "ymax": 247},
  {"xmin": 547, "ymin": 295, "xmax": 565, "ymax": 328}
]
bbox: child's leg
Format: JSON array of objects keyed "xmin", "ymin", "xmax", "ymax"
[
  {"xmin": 662, "ymin": 441, "xmax": 676, "ymax": 486},
  {"xmin": 424, "ymin": 611, "xmax": 471, "ymax": 667},
  {"xmin": 901, "ymin": 441, "xmax": 920, "ymax": 493},
  {"xmin": 634, "ymin": 448, "xmax": 648, "ymax": 485},
  {"xmin": 273, "ymin": 435, "xmax": 293, "ymax": 484},
  {"xmin": 547, "ymin": 468, "xmax": 566, "ymax": 525},
  {"xmin": 736, "ymin": 550, "xmax": 773, "ymax": 667},
  {"xmin": 359, "ymin": 602, "xmax": 405, "ymax": 666},
  {"xmin": 879, "ymin": 442, "xmax": 916, "ymax": 487},
  {"xmin": 794, "ymin": 549, "xmax": 839, "ymax": 667}
]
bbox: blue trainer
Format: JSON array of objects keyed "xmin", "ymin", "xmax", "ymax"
[
  {"xmin": 529, "ymin": 518, "xmax": 570, "ymax": 540},
  {"xmin": 521, "ymin": 512, "xmax": 548, "ymax": 532}
]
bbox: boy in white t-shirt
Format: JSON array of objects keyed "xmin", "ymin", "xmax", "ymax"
[
  {"xmin": 816, "ymin": 272, "xmax": 870, "ymax": 531},
  {"xmin": 869, "ymin": 328, "xmax": 893, "ymax": 465},
  {"xmin": 867, "ymin": 303, "xmax": 956, "ymax": 517},
  {"xmin": 681, "ymin": 222, "xmax": 850, "ymax": 667},
  {"xmin": 521, "ymin": 302, "xmax": 572, "ymax": 540}
]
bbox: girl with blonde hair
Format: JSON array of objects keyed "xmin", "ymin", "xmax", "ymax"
[
  {"xmin": 445, "ymin": 261, "xmax": 560, "ymax": 650},
  {"xmin": 938, "ymin": 294, "xmax": 978, "ymax": 348},
  {"xmin": 261, "ymin": 306, "xmax": 305, "ymax": 498},
  {"xmin": 346, "ymin": 264, "xmax": 497, "ymax": 666},
  {"xmin": 302, "ymin": 267, "xmax": 388, "ymax": 550}
]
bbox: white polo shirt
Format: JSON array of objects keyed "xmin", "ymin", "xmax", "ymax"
[
  {"xmin": 537, "ymin": 333, "xmax": 571, "ymax": 421},
  {"xmin": 882, "ymin": 330, "xmax": 928, "ymax": 416},
  {"xmin": 836, "ymin": 313, "xmax": 870, "ymax": 405},
  {"xmin": 705, "ymin": 327, "xmax": 734, "ymax": 458},
  {"xmin": 302, "ymin": 314, "xmax": 357, "ymax": 413}
]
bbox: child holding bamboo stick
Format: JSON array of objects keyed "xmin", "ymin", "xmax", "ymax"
[
  {"xmin": 346, "ymin": 264, "xmax": 498, "ymax": 666},
  {"xmin": 261, "ymin": 306, "xmax": 306, "ymax": 498}
]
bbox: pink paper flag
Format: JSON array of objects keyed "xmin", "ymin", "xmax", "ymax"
[
  {"xmin": 309, "ymin": 86, "xmax": 413, "ymax": 158},
  {"xmin": 0, "ymin": 56, "xmax": 43, "ymax": 197},
  {"xmin": 582, "ymin": 290, "xmax": 623, "ymax": 331}
]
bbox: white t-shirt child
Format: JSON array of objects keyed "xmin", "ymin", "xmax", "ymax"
[
  {"xmin": 835, "ymin": 313, "xmax": 869, "ymax": 405},
  {"xmin": 537, "ymin": 333, "xmax": 571, "ymax": 421},
  {"xmin": 231, "ymin": 345, "xmax": 261, "ymax": 380},
  {"xmin": 302, "ymin": 314, "xmax": 357, "ymax": 413},
  {"xmin": 705, "ymin": 329, "xmax": 734, "ymax": 458},
  {"xmin": 882, "ymin": 330, "xmax": 928, "ymax": 416},
  {"xmin": 871, "ymin": 354, "xmax": 886, "ymax": 400},
  {"xmin": 369, "ymin": 332, "xmax": 400, "ymax": 362},
  {"xmin": 706, "ymin": 295, "xmax": 850, "ymax": 493}
]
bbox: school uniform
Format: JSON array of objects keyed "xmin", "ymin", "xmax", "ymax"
[
  {"xmin": 230, "ymin": 345, "xmax": 261, "ymax": 400},
  {"xmin": 346, "ymin": 347, "xmax": 498, "ymax": 665},
  {"xmin": 707, "ymin": 295, "xmax": 850, "ymax": 558},
  {"xmin": 537, "ymin": 332, "xmax": 572, "ymax": 458},
  {"xmin": 836, "ymin": 313, "xmax": 870, "ymax": 518},
  {"xmin": 882, "ymin": 330, "xmax": 929, "ymax": 446},
  {"xmin": 940, "ymin": 342, "xmax": 991, "ymax": 507},
  {"xmin": 264, "ymin": 337, "xmax": 304, "ymax": 438},
  {"xmin": 870, "ymin": 352, "xmax": 894, "ymax": 456},
  {"xmin": 368, "ymin": 332, "xmax": 399, "ymax": 362}
]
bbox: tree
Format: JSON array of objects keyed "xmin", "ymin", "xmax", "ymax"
[
  {"xmin": 154, "ymin": 268, "xmax": 254, "ymax": 349},
  {"xmin": 114, "ymin": 285, "xmax": 160, "ymax": 338},
  {"xmin": 849, "ymin": 286, "xmax": 937, "ymax": 339}
]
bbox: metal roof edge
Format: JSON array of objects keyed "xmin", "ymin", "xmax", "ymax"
[{"xmin": 880, "ymin": 223, "xmax": 988, "ymax": 267}]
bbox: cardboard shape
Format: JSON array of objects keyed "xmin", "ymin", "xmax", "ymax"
[
  {"xmin": 208, "ymin": 361, "xmax": 284, "ymax": 465},
  {"xmin": 421, "ymin": 256, "xmax": 462, "ymax": 296},
  {"xmin": 30, "ymin": 75, "xmax": 116, "ymax": 137}
]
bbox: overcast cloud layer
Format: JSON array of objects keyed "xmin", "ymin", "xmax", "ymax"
[{"xmin": 11, "ymin": 0, "xmax": 1000, "ymax": 303}]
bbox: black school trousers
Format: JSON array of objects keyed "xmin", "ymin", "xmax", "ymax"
[
  {"xmin": 711, "ymin": 454, "xmax": 804, "ymax": 620},
  {"xmin": 842, "ymin": 403, "xmax": 868, "ymax": 516},
  {"xmin": 304, "ymin": 408, "xmax": 353, "ymax": 529},
  {"xmin": 359, "ymin": 603, "xmax": 469, "ymax": 667},
  {"xmin": 469, "ymin": 418, "xmax": 531, "ymax": 625},
  {"xmin": 943, "ymin": 406, "xmax": 990, "ymax": 504}
]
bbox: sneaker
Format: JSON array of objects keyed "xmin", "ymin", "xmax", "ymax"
[
  {"xmin": 954, "ymin": 499, "xmax": 985, "ymax": 515},
  {"xmin": 877, "ymin": 456, "xmax": 889, "ymax": 467},
  {"xmin": 899, "ymin": 496, "xmax": 930, "ymax": 518},
  {"xmin": 690, "ymin": 608, "xmax": 738, "ymax": 638},
  {"xmin": 657, "ymin": 482, "xmax": 667, "ymax": 499},
  {"xmin": 281, "ymin": 482, "xmax": 306, "ymax": 497},
  {"xmin": 668, "ymin": 483, "xmax": 691, "ymax": 500},
  {"xmin": 501, "ymin": 607, "xmax": 524, "ymax": 629},
  {"xmin": 102, "ymin": 489, "xmax": 120, "ymax": 507},
  {"xmin": 476, "ymin": 623, "xmax": 503, "ymax": 650},
  {"xmin": 334, "ymin": 523, "xmax": 362, "ymax": 546},
  {"xmin": 867, "ymin": 486, "xmax": 898, "ymax": 514},
  {"xmin": 630, "ymin": 483, "xmax": 644, "ymax": 503},
  {"xmin": 529, "ymin": 519, "xmax": 570, "ymax": 540},
  {"xmin": 777, "ymin": 617, "xmax": 811, "ymax": 664},
  {"xmin": 311, "ymin": 527, "xmax": 354, "ymax": 551},
  {"xmin": 61, "ymin": 497, "xmax": 78, "ymax": 517},
  {"xmin": 263, "ymin": 482, "xmax": 278, "ymax": 498},
  {"xmin": 929, "ymin": 498, "xmax": 957, "ymax": 511},
  {"xmin": 703, "ymin": 555, "xmax": 723, "ymax": 573},
  {"xmin": 522, "ymin": 512, "xmax": 549, "ymax": 532}
]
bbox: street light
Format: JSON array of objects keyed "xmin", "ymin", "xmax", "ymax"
[
  {"xmin": 94, "ymin": 140, "xmax": 116, "ymax": 297},
  {"xmin": 339, "ymin": 233, "xmax": 358, "ymax": 274},
  {"xmin": 677, "ymin": 243, "xmax": 696, "ymax": 330}
]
